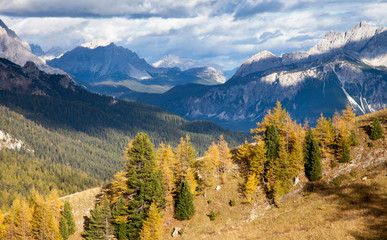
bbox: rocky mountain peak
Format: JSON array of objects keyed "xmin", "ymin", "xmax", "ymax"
[
  {"xmin": 80, "ymin": 39, "xmax": 112, "ymax": 49},
  {"xmin": 234, "ymin": 50, "xmax": 281, "ymax": 77}
]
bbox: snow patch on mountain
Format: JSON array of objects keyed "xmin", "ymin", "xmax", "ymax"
[
  {"xmin": 235, "ymin": 50, "xmax": 281, "ymax": 77},
  {"xmin": 80, "ymin": 39, "xmax": 111, "ymax": 49}
]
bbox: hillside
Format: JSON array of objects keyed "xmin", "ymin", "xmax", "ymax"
[
  {"xmin": 0, "ymin": 56, "xmax": 248, "ymax": 211},
  {"xmin": 65, "ymin": 109, "xmax": 386, "ymax": 240}
]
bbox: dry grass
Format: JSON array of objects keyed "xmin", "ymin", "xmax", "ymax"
[{"xmin": 160, "ymin": 163, "xmax": 387, "ymax": 240}]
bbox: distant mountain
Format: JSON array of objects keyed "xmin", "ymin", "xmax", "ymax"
[
  {"xmin": 126, "ymin": 22, "xmax": 387, "ymax": 131},
  {"xmin": 47, "ymin": 43, "xmax": 224, "ymax": 94},
  {"xmin": 0, "ymin": 19, "xmax": 63, "ymax": 74},
  {"xmin": 30, "ymin": 43, "xmax": 65, "ymax": 61}
]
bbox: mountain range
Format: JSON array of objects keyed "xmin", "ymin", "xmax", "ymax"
[
  {"xmin": 124, "ymin": 21, "xmax": 387, "ymax": 131},
  {"xmin": 47, "ymin": 40, "xmax": 226, "ymax": 95}
]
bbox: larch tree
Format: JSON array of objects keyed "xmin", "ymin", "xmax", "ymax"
[
  {"xmin": 314, "ymin": 113, "xmax": 335, "ymax": 154},
  {"xmin": 123, "ymin": 132, "xmax": 165, "ymax": 240},
  {"xmin": 0, "ymin": 210, "xmax": 5, "ymax": 239},
  {"xmin": 15, "ymin": 198, "xmax": 33, "ymax": 240},
  {"xmin": 304, "ymin": 130, "xmax": 322, "ymax": 181},
  {"xmin": 217, "ymin": 135, "xmax": 233, "ymax": 174},
  {"xmin": 155, "ymin": 143, "xmax": 176, "ymax": 202},
  {"xmin": 109, "ymin": 171, "xmax": 128, "ymax": 205},
  {"xmin": 175, "ymin": 135, "xmax": 197, "ymax": 182},
  {"xmin": 139, "ymin": 202, "xmax": 162, "ymax": 240}
]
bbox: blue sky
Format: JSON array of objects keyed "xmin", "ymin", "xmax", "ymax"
[{"xmin": 0, "ymin": 0, "xmax": 386, "ymax": 69}]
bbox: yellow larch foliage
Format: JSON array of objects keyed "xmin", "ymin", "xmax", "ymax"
[
  {"xmin": 109, "ymin": 171, "xmax": 128, "ymax": 204},
  {"xmin": 155, "ymin": 143, "xmax": 176, "ymax": 201},
  {"xmin": 252, "ymin": 101, "xmax": 287, "ymax": 138},
  {"xmin": 314, "ymin": 113, "xmax": 335, "ymax": 154},
  {"xmin": 185, "ymin": 168, "xmax": 198, "ymax": 195},
  {"xmin": 244, "ymin": 173, "xmax": 259, "ymax": 202},
  {"xmin": 0, "ymin": 210, "xmax": 5, "ymax": 239},
  {"xmin": 139, "ymin": 202, "xmax": 162, "ymax": 240},
  {"xmin": 175, "ymin": 135, "xmax": 197, "ymax": 182},
  {"xmin": 217, "ymin": 135, "xmax": 233, "ymax": 173}
]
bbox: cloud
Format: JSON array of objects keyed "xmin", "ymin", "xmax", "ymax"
[{"xmin": 0, "ymin": 0, "xmax": 385, "ymax": 69}]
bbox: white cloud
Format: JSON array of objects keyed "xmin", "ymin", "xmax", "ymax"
[{"xmin": 0, "ymin": 0, "xmax": 385, "ymax": 69}]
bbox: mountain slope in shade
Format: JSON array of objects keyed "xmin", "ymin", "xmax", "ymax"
[
  {"xmin": 125, "ymin": 22, "xmax": 387, "ymax": 131},
  {"xmin": 48, "ymin": 43, "xmax": 224, "ymax": 94}
]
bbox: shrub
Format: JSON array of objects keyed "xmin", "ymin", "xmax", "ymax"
[
  {"xmin": 368, "ymin": 142, "xmax": 374, "ymax": 147},
  {"xmin": 330, "ymin": 174, "xmax": 350, "ymax": 186},
  {"xmin": 207, "ymin": 210, "xmax": 220, "ymax": 221},
  {"xmin": 229, "ymin": 199, "xmax": 236, "ymax": 207}
]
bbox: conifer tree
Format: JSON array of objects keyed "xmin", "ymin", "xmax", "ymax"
[
  {"xmin": 174, "ymin": 181, "xmax": 195, "ymax": 220},
  {"xmin": 0, "ymin": 210, "xmax": 5, "ymax": 240},
  {"xmin": 314, "ymin": 113, "xmax": 335, "ymax": 153},
  {"xmin": 264, "ymin": 125, "xmax": 280, "ymax": 182},
  {"xmin": 217, "ymin": 135, "xmax": 233, "ymax": 173},
  {"xmin": 185, "ymin": 168, "xmax": 198, "ymax": 195},
  {"xmin": 340, "ymin": 139, "xmax": 351, "ymax": 163},
  {"xmin": 109, "ymin": 171, "xmax": 128, "ymax": 205},
  {"xmin": 156, "ymin": 143, "xmax": 176, "ymax": 202},
  {"xmin": 370, "ymin": 118, "xmax": 384, "ymax": 140},
  {"xmin": 59, "ymin": 216, "xmax": 69, "ymax": 240},
  {"xmin": 304, "ymin": 130, "xmax": 322, "ymax": 181},
  {"xmin": 139, "ymin": 202, "xmax": 162, "ymax": 240},
  {"xmin": 83, "ymin": 205, "xmax": 105, "ymax": 240},
  {"xmin": 124, "ymin": 132, "xmax": 165, "ymax": 240},
  {"xmin": 12, "ymin": 198, "xmax": 33, "ymax": 240},
  {"xmin": 175, "ymin": 135, "xmax": 197, "ymax": 181},
  {"xmin": 100, "ymin": 196, "xmax": 113, "ymax": 238},
  {"xmin": 244, "ymin": 173, "xmax": 259, "ymax": 202},
  {"xmin": 63, "ymin": 200, "xmax": 76, "ymax": 235}
]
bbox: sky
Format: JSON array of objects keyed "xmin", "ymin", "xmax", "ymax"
[{"xmin": 0, "ymin": 0, "xmax": 386, "ymax": 69}]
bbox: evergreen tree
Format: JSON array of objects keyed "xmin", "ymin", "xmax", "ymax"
[
  {"xmin": 340, "ymin": 139, "xmax": 351, "ymax": 163},
  {"xmin": 59, "ymin": 216, "xmax": 69, "ymax": 240},
  {"xmin": 174, "ymin": 181, "xmax": 195, "ymax": 220},
  {"xmin": 100, "ymin": 196, "xmax": 113, "ymax": 238},
  {"xmin": 63, "ymin": 200, "xmax": 76, "ymax": 235},
  {"xmin": 124, "ymin": 132, "xmax": 165, "ymax": 240},
  {"xmin": 370, "ymin": 118, "xmax": 384, "ymax": 140},
  {"xmin": 83, "ymin": 205, "xmax": 106, "ymax": 240},
  {"xmin": 304, "ymin": 130, "xmax": 322, "ymax": 181},
  {"xmin": 0, "ymin": 210, "xmax": 5, "ymax": 240},
  {"xmin": 139, "ymin": 202, "xmax": 162, "ymax": 240}
]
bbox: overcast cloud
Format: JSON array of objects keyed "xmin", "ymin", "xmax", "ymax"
[{"xmin": 0, "ymin": 0, "xmax": 386, "ymax": 69}]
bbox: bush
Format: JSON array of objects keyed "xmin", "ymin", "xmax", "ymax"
[
  {"xmin": 229, "ymin": 199, "xmax": 236, "ymax": 206},
  {"xmin": 207, "ymin": 200, "xmax": 212, "ymax": 204},
  {"xmin": 368, "ymin": 142, "xmax": 374, "ymax": 147},
  {"xmin": 207, "ymin": 210, "xmax": 220, "ymax": 221}
]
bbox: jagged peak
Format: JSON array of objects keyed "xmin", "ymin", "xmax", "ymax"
[
  {"xmin": 0, "ymin": 19, "xmax": 17, "ymax": 38},
  {"xmin": 80, "ymin": 39, "xmax": 112, "ymax": 49}
]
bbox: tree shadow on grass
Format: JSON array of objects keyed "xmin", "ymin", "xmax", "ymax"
[{"xmin": 308, "ymin": 181, "xmax": 387, "ymax": 239}]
